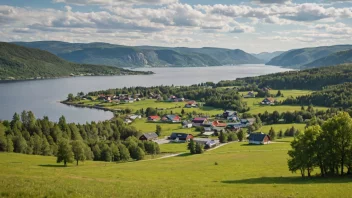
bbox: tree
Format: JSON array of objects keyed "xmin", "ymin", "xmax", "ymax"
[
  {"xmin": 181, "ymin": 109, "xmax": 185, "ymax": 115},
  {"xmin": 187, "ymin": 139, "xmax": 196, "ymax": 154},
  {"xmin": 268, "ymin": 127, "xmax": 276, "ymax": 141},
  {"xmin": 237, "ymin": 130, "xmax": 245, "ymax": 142},
  {"xmin": 6, "ymin": 136, "xmax": 14, "ymax": 152},
  {"xmin": 0, "ymin": 129, "xmax": 7, "ymax": 152},
  {"xmin": 56, "ymin": 139, "xmax": 74, "ymax": 166},
  {"xmin": 118, "ymin": 144, "xmax": 130, "ymax": 161},
  {"xmin": 276, "ymin": 90, "xmax": 282, "ymax": 97},
  {"xmin": 67, "ymin": 93, "xmax": 75, "ymax": 101},
  {"xmin": 278, "ymin": 130, "xmax": 283, "ymax": 139},
  {"xmin": 227, "ymin": 132, "xmax": 238, "ymax": 142},
  {"xmin": 296, "ymin": 115, "xmax": 304, "ymax": 123},
  {"xmin": 71, "ymin": 140, "xmax": 86, "ymax": 165},
  {"xmin": 218, "ymin": 131, "xmax": 228, "ymax": 143},
  {"xmin": 156, "ymin": 125, "xmax": 162, "ymax": 137},
  {"xmin": 101, "ymin": 144, "xmax": 112, "ymax": 162},
  {"xmin": 195, "ymin": 143, "xmax": 204, "ymax": 154}
]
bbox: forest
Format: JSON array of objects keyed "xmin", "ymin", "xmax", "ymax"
[{"xmin": 0, "ymin": 111, "xmax": 160, "ymax": 165}]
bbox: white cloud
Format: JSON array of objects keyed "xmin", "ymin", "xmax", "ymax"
[{"xmin": 53, "ymin": 0, "xmax": 178, "ymax": 5}]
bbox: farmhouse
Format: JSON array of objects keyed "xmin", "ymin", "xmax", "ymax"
[
  {"xmin": 261, "ymin": 97, "xmax": 276, "ymax": 105},
  {"xmin": 212, "ymin": 120, "xmax": 227, "ymax": 127},
  {"xmin": 223, "ymin": 110, "xmax": 237, "ymax": 120},
  {"xmin": 162, "ymin": 115, "xmax": 181, "ymax": 122},
  {"xmin": 185, "ymin": 100, "xmax": 198, "ymax": 108},
  {"xmin": 147, "ymin": 115, "xmax": 160, "ymax": 122},
  {"xmin": 192, "ymin": 117, "xmax": 208, "ymax": 127},
  {"xmin": 169, "ymin": 133, "xmax": 193, "ymax": 142},
  {"xmin": 139, "ymin": 132, "xmax": 158, "ymax": 141},
  {"xmin": 248, "ymin": 133, "xmax": 271, "ymax": 145},
  {"xmin": 244, "ymin": 91, "xmax": 256, "ymax": 98}
]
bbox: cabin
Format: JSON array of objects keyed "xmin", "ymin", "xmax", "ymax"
[
  {"xmin": 244, "ymin": 91, "xmax": 256, "ymax": 98},
  {"xmin": 139, "ymin": 132, "xmax": 158, "ymax": 141},
  {"xmin": 162, "ymin": 115, "xmax": 181, "ymax": 123},
  {"xmin": 185, "ymin": 100, "xmax": 198, "ymax": 108},
  {"xmin": 192, "ymin": 117, "xmax": 208, "ymax": 127},
  {"xmin": 169, "ymin": 133, "xmax": 193, "ymax": 142},
  {"xmin": 248, "ymin": 133, "xmax": 271, "ymax": 145},
  {"xmin": 261, "ymin": 97, "xmax": 276, "ymax": 105},
  {"xmin": 147, "ymin": 115, "xmax": 160, "ymax": 122}
]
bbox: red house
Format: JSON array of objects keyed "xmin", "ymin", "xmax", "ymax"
[
  {"xmin": 147, "ymin": 116, "xmax": 160, "ymax": 122},
  {"xmin": 212, "ymin": 120, "xmax": 227, "ymax": 127}
]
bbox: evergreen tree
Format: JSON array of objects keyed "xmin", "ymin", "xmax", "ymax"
[
  {"xmin": 56, "ymin": 139, "xmax": 74, "ymax": 166},
  {"xmin": 187, "ymin": 139, "xmax": 196, "ymax": 154},
  {"xmin": 195, "ymin": 143, "xmax": 204, "ymax": 154},
  {"xmin": 268, "ymin": 127, "xmax": 276, "ymax": 141},
  {"xmin": 278, "ymin": 130, "xmax": 283, "ymax": 138},
  {"xmin": 237, "ymin": 130, "xmax": 245, "ymax": 142},
  {"xmin": 219, "ymin": 131, "xmax": 228, "ymax": 143},
  {"xmin": 156, "ymin": 125, "xmax": 162, "ymax": 136}
]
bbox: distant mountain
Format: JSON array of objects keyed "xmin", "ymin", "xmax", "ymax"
[
  {"xmin": 266, "ymin": 45, "xmax": 352, "ymax": 68},
  {"xmin": 13, "ymin": 41, "xmax": 264, "ymax": 68},
  {"xmin": 251, "ymin": 51, "xmax": 284, "ymax": 63},
  {"xmin": 303, "ymin": 49, "xmax": 352, "ymax": 68},
  {"xmin": 0, "ymin": 42, "xmax": 150, "ymax": 80}
]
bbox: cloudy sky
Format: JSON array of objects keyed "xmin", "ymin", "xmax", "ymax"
[{"xmin": 1, "ymin": 0, "xmax": 352, "ymax": 53}]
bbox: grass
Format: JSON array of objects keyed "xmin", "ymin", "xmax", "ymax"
[
  {"xmin": 1, "ymin": 142, "xmax": 352, "ymax": 197},
  {"xmin": 159, "ymin": 143, "xmax": 189, "ymax": 153},
  {"xmin": 240, "ymin": 90, "xmax": 328, "ymax": 114},
  {"xmin": 257, "ymin": 123, "xmax": 306, "ymax": 133}
]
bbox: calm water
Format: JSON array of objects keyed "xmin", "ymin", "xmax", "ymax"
[{"xmin": 0, "ymin": 65, "xmax": 291, "ymax": 123}]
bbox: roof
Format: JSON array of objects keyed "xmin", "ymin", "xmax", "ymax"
[
  {"xmin": 187, "ymin": 100, "xmax": 197, "ymax": 105},
  {"xmin": 170, "ymin": 133, "xmax": 191, "ymax": 139},
  {"xmin": 141, "ymin": 132, "xmax": 158, "ymax": 140},
  {"xmin": 148, "ymin": 115, "xmax": 160, "ymax": 119},
  {"xmin": 164, "ymin": 115, "xmax": 180, "ymax": 120},
  {"xmin": 248, "ymin": 133, "xmax": 270, "ymax": 142},
  {"xmin": 263, "ymin": 97, "xmax": 276, "ymax": 103},
  {"xmin": 193, "ymin": 117, "xmax": 207, "ymax": 121},
  {"xmin": 212, "ymin": 121, "xmax": 227, "ymax": 127}
]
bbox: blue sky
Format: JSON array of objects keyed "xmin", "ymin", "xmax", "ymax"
[{"xmin": 0, "ymin": 0, "xmax": 352, "ymax": 53}]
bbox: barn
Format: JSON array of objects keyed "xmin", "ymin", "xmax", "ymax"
[{"xmin": 248, "ymin": 133, "xmax": 271, "ymax": 145}]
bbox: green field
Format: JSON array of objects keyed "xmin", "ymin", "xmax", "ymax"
[
  {"xmin": 257, "ymin": 123, "xmax": 306, "ymax": 133},
  {"xmin": 1, "ymin": 142, "xmax": 351, "ymax": 198}
]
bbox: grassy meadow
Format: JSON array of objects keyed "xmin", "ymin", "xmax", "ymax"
[{"xmin": 1, "ymin": 142, "xmax": 352, "ymax": 198}]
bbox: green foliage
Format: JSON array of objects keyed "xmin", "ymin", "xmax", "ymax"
[
  {"xmin": 71, "ymin": 140, "xmax": 86, "ymax": 165},
  {"xmin": 237, "ymin": 130, "xmax": 245, "ymax": 142},
  {"xmin": 219, "ymin": 131, "xmax": 228, "ymax": 143},
  {"xmin": 187, "ymin": 139, "xmax": 196, "ymax": 154},
  {"xmin": 195, "ymin": 143, "xmax": 204, "ymax": 154},
  {"xmin": 268, "ymin": 127, "xmax": 276, "ymax": 141},
  {"xmin": 227, "ymin": 132, "xmax": 238, "ymax": 142},
  {"xmin": 56, "ymin": 139, "xmax": 74, "ymax": 166},
  {"xmin": 156, "ymin": 125, "xmax": 162, "ymax": 136}
]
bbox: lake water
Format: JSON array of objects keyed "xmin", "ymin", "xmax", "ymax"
[{"xmin": 0, "ymin": 65, "xmax": 291, "ymax": 123}]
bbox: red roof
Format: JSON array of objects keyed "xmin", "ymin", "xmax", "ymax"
[
  {"xmin": 193, "ymin": 117, "xmax": 207, "ymax": 121},
  {"xmin": 148, "ymin": 116, "xmax": 160, "ymax": 120},
  {"xmin": 212, "ymin": 121, "xmax": 227, "ymax": 127},
  {"xmin": 187, "ymin": 100, "xmax": 197, "ymax": 105}
]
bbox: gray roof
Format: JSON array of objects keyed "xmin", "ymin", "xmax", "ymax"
[{"xmin": 141, "ymin": 132, "xmax": 158, "ymax": 140}]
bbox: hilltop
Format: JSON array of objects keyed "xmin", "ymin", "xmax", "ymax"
[
  {"xmin": 0, "ymin": 42, "xmax": 151, "ymax": 80},
  {"xmin": 14, "ymin": 41, "xmax": 264, "ymax": 68}
]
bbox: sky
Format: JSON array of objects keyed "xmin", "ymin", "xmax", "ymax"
[{"xmin": 0, "ymin": 0, "xmax": 352, "ymax": 53}]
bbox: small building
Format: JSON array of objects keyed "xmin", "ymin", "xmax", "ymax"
[
  {"xmin": 261, "ymin": 97, "xmax": 276, "ymax": 105},
  {"xmin": 169, "ymin": 133, "xmax": 193, "ymax": 142},
  {"xmin": 129, "ymin": 115, "xmax": 142, "ymax": 120},
  {"xmin": 162, "ymin": 115, "xmax": 181, "ymax": 123},
  {"xmin": 248, "ymin": 133, "xmax": 271, "ymax": 145},
  {"xmin": 193, "ymin": 138, "xmax": 220, "ymax": 148},
  {"xmin": 212, "ymin": 120, "xmax": 227, "ymax": 127},
  {"xmin": 192, "ymin": 117, "xmax": 208, "ymax": 127},
  {"xmin": 244, "ymin": 91, "xmax": 256, "ymax": 98},
  {"xmin": 139, "ymin": 132, "xmax": 158, "ymax": 141},
  {"xmin": 182, "ymin": 121, "xmax": 193, "ymax": 128},
  {"xmin": 148, "ymin": 115, "xmax": 161, "ymax": 122},
  {"xmin": 223, "ymin": 110, "xmax": 237, "ymax": 119},
  {"xmin": 185, "ymin": 100, "xmax": 198, "ymax": 108}
]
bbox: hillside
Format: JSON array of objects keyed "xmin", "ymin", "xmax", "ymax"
[
  {"xmin": 252, "ymin": 51, "xmax": 284, "ymax": 62},
  {"xmin": 0, "ymin": 42, "xmax": 150, "ymax": 80},
  {"xmin": 266, "ymin": 45, "xmax": 352, "ymax": 68},
  {"xmin": 303, "ymin": 49, "xmax": 352, "ymax": 68},
  {"xmin": 14, "ymin": 41, "xmax": 264, "ymax": 67}
]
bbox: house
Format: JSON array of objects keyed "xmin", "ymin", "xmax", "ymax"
[
  {"xmin": 192, "ymin": 117, "xmax": 208, "ymax": 127},
  {"xmin": 203, "ymin": 131, "xmax": 215, "ymax": 136},
  {"xmin": 248, "ymin": 133, "xmax": 271, "ymax": 145},
  {"xmin": 182, "ymin": 121, "xmax": 193, "ymax": 128},
  {"xmin": 193, "ymin": 138, "xmax": 220, "ymax": 148},
  {"xmin": 184, "ymin": 100, "xmax": 198, "ymax": 108},
  {"xmin": 261, "ymin": 97, "xmax": 276, "ymax": 105},
  {"xmin": 162, "ymin": 115, "xmax": 181, "ymax": 123},
  {"xmin": 240, "ymin": 118, "xmax": 256, "ymax": 127},
  {"xmin": 139, "ymin": 132, "xmax": 158, "ymax": 141},
  {"xmin": 169, "ymin": 133, "xmax": 193, "ymax": 142},
  {"xmin": 244, "ymin": 91, "xmax": 256, "ymax": 98},
  {"xmin": 223, "ymin": 110, "xmax": 237, "ymax": 119},
  {"xmin": 212, "ymin": 120, "xmax": 227, "ymax": 127},
  {"xmin": 129, "ymin": 115, "xmax": 142, "ymax": 120},
  {"xmin": 147, "ymin": 115, "xmax": 160, "ymax": 122}
]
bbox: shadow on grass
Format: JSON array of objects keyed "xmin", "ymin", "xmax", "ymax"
[
  {"xmin": 175, "ymin": 153, "xmax": 192, "ymax": 157},
  {"xmin": 39, "ymin": 164, "xmax": 67, "ymax": 168},
  {"xmin": 222, "ymin": 176, "xmax": 352, "ymax": 184}
]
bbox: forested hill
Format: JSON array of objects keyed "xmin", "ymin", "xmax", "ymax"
[
  {"xmin": 303, "ymin": 49, "xmax": 352, "ymax": 68},
  {"xmin": 217, "ymin": 64, "xmax": 352, "ymax": 90},
  {"xmin": 13, "ymin": 41, "xmax": 264, "ymax": 68},
  {"xmin": 0, "ymin": 42, "xmax": 150, "ymax": 80},
  {"xmin": 266, "ymin": 45, "xmax": 352, "ymax": 68}
]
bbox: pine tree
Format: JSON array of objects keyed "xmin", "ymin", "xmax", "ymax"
[
  {"xmin": 195, "ymin": 143, "xmax": 204, "ymax": 154},
  {"xmin": 237, "ymin": 130, "xmax": 245, "ymax": 142},
  {"xmin": 187, "ymin": 139, "xmax": 196, "ymax": 154},
  {"xmin": 156, "ymin": 125, "xmax": 162, "ymax": 136},
  {"xmin": 269, "ymin": 127, "xmax": 276, "ymax": 141}
]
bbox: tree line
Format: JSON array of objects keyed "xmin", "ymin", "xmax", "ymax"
[
  {"xmin": 288, "ymin": 112, "xmax": 352, "ymax": 177},
  {"xmin": 0, "ymin": 111, "xmax": 160, "ymax": 166}
]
